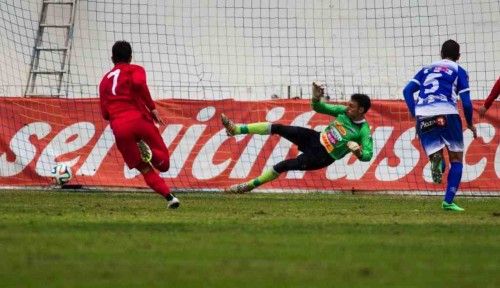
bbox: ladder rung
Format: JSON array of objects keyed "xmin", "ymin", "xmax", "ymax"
[
  {"xmin": 32, "ymin": 70, "xmax": 67, "ymax": 74},
  {"xmin": 40, "ymin": 24, "xmax": 71, "ymax": 28},
  {"xmin": 36, "ymin": 46, "xmax": 69, "ymax": 51},
  {"xmin": 43, "ymin": 1, "xmax": 75, "ymax": 4}
]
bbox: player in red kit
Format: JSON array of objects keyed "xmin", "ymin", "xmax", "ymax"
[
  {"xmin": 479, "ymin": 77, "xmax": 500, "ymax": 117},
  {"xmin": 99, "ymin": 41, "xmax": 179, "ymax": 209}
]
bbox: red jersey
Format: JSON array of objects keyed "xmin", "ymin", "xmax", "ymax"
[
  {"xmin": 484, "ymin": 77, "xmax": 500, "ymax": 109},
  {"xmin": 99, "ymin": 63, "xmax": 156, "ymax": 122}
]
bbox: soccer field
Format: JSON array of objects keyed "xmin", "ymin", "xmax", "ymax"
[{"xmin": 0, "ymin": 191, "xmax": 499, "ymax": 287}]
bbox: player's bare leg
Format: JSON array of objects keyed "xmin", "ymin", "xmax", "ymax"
[{"xmin": 429, "ymin": 150, "xmax": 444, "ymax": 184}]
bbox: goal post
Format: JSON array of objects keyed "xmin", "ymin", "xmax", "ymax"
[{"xmin": 0, "ymin": 0, "xmax": 499, "ymax": 194}]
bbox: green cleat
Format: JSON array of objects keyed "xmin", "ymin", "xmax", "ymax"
[
  {"xmin": 442, "ymin": 201, "xmax": 465, "ymax": 211},
  {"xmin": 137, "ymin": 140, "xmax": 152, "ymax": 163},
  {"xmin": 430, "ymin": 152, "xmax": 444, "ymax": 184}
]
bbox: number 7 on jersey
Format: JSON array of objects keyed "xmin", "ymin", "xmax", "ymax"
[{"xmin": 107, "ymin": 69, "xmax": 121, "ymax": 95}]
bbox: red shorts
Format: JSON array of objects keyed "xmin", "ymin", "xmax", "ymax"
[{"xmin": 110, "ymin": 116, "xmax": 169, "ymax": 170}]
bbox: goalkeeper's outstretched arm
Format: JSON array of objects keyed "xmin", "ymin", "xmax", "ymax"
[{"xmin": 310, "ymin": 82, "xmax": 347, "ymax": 116}]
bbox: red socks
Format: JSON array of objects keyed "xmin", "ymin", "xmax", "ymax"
[{"xmin": 142, "ymin": 169, "xmax": 170, "ymax": 198}]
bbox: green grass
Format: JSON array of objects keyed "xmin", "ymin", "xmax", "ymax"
[{"xmin": 0, "ymin": 191, "xmax": 499, "ymax": 288}]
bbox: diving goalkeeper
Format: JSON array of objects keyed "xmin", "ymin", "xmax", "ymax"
[{"xmin": 221, "ymin": 82, "xmax": 373, "ymax": 193}]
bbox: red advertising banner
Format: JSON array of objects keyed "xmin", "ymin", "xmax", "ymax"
[{"xmin": 0, "ymin": 98, "xmax": 498, "ymax": 192}]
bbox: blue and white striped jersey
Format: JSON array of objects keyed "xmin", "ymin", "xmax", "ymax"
[{"xmin": 410, "ymin": 59, "xmax": 470, "ymax": 116}]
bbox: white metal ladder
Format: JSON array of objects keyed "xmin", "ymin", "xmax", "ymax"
[{"xmin": 24, "ymin": 0, "xmax": 78, "ymax": 97}]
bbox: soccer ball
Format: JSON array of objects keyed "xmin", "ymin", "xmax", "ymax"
[{"xmin": 51, "ymin": 164, "xmax": 73, "ymax": 185}]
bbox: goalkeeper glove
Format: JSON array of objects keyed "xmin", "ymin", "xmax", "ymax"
[
  {"xmin": 347, "ymin": 141, "xmax": 360, "ymax": 152},
  {"xmin": 312, "ymin": 81, "xmax": 324, "ymax": 102}
]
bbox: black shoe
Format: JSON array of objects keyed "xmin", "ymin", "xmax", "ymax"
[{"xmin": 166, "ymin": 194, "xmax": 180, "ymax": 209}]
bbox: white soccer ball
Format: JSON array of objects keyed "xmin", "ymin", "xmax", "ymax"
[{"xmin": 51, "ymin": 164, "xmax": 73, "ymax": 185}]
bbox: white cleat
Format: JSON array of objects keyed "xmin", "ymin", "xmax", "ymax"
[{"xmin": 167, "ymin": 195, "xmax": 180, "ymax": 209}]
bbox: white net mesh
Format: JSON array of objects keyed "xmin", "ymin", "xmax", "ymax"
[{"xmin": 0, "ymin": 0, "xmax": 499, "ymax": 194}]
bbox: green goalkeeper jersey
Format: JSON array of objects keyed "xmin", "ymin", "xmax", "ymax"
[{"xmin": 311, "ymin": 99, "xmax": 373, "ymax": 161}]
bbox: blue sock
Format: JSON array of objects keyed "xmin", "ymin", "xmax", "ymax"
[{"xmin": 444, "ymin": 162, "xmax": 463, "ymax": 204}]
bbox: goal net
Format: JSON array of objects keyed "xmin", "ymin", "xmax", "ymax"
[{"xmin": 1, "ymin": 0, "xmax": 499, "ymax": 194}]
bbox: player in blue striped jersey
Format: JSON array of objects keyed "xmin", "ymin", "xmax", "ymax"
[{"xmin": 403, "ymin": 40, "xmax": 477, "ymax": 211}]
